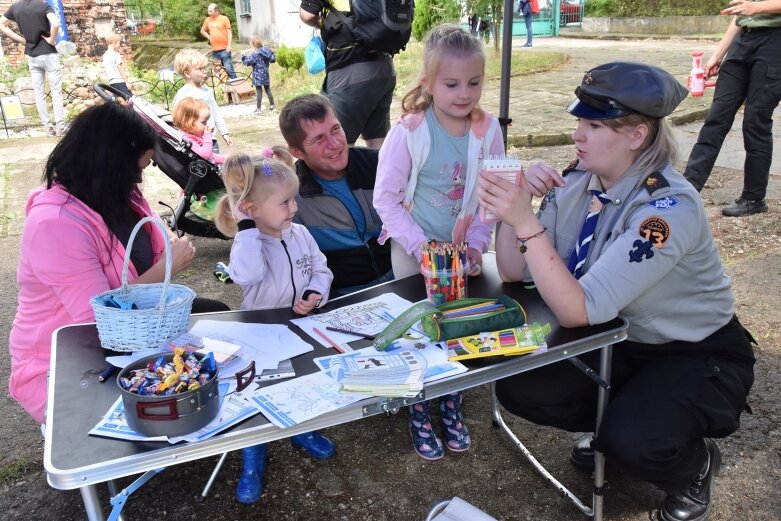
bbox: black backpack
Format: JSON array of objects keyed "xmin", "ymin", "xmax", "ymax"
[{"xmin": 328, "ymin": 0, "xmax": 414, "ymax": 55}]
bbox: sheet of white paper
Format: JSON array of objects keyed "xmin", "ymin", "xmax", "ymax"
[
  {"xmin": 190, "ymin": 320, "xmax": 313, "ymax": 370},
  {"xmin": 290, "ymin": 293, "xmax": 415, "ymax": 348},
  {"xmin": 248, "ymin": 371, "xmax": 368, "ymax": 428},
  {"xmin": 88, "ymin": 396, "xmax": 168, "ymax": 442},
  {"xmin": 105, "ymin": 347, "xmax": 166, "ymax": 369},
  {"xmin": 168, "ymin": 392, "xmax": 263, "ymax": 443}
]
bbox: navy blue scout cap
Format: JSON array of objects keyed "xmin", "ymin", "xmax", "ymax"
[{"xmin": 567, "ymin": 61, "xmax": 688, "ymax": 120}]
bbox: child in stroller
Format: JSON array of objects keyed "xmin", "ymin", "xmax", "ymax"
[
  {"xmin": 93, "ymin": 83, "xmax": 227, "ymax": 239},
  {"xmin": 172, "ymin": 96, "xmax": 226, "ymax": 165}
]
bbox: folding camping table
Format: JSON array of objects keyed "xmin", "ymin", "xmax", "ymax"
[{"xmin": 44, "ymin": 253, "xmax": 627, "ymax": 520}]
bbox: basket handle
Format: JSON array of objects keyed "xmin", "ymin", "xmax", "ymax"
[{"xmin": 120, "ymin": 216, "xmax": 173, "ymax": 311}]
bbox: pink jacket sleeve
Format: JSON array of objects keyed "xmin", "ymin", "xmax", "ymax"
[
  {"xmin": 183, "ymin": 131, "xmax": 224, "ymax": 164},
  {"xmin": 465, "ymin": 120, "xmax": 506, "ymax": 252},
  {"xmin": 373, "ymin": 124, "xmax": 428, "ymax": 261}
]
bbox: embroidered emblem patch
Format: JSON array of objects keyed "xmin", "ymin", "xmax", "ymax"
[
  {"xmin": 646, "ymin": 196, "xmax": 680, "ymax": 210},
  {"xmin": 538, "ymin": 189, "xmax": 555, "ymax": 213},
  {"xmin": 643, "ymin": 172, "xmax": 670, "ymax": 195},
  {"xmin": 639, "ymin": 216, "xmax": 670, "ymax": 249},
  {"xmin": 629, "ymin": 239, "xmax": 654, "ymax": 263},
  {"xmin": 638, "ymin": 216, "xmax": 670, "ymax": 249}
]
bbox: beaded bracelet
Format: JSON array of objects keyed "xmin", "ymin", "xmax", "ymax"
[{"xmin": 516, "ymin": 227, "xmax": 547, "ymax": 254}]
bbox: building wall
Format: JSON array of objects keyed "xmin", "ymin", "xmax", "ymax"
[
  {"xmin": 234, "ymin": 0, "xmax": 311, "ymax": 48},
  {"xmin": 0, "ymin": 0, "xmax": 131, "ymax": 66}
]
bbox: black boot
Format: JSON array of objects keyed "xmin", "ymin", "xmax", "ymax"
[
  {"xmin": 721, "ymin": 197, "xmax": 768, "ymax": 217},
  {"xmin": 660, "ymin": 439, "xmax": 721, "ymax": 521},
  {"xmin": 569, "ymin": 434, "xmax": 595, "ymax": 471}
]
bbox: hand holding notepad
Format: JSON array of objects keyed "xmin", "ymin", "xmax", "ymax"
[{"xmin": 480, "ymin": 156, "xmax": 525, "ymax": 223}]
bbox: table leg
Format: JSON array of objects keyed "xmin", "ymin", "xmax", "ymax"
[
  {"xmin": 591, "ymin": 345, "xmax": 613, "ymax": 521},
  {"xmin": 80, "ymin": 484, "xmax": 106, "ymax": 521},
  {"xmin": 490, "ymin": 343, "xmax": 616, "ymax": 520},
  {"xmin": 105, "ymin": 481, "xmax": 125, "ymax": 521},
  {"xmin": 490, "ymin": 381, "xmax": 594, "ymax": 516},
  {"xmin": 200, "ymin": 452, "xmax": 229, "ymax": 500}
]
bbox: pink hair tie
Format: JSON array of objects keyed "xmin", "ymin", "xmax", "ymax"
[{"xmin": 261, "ymin": 148, "xmax": 274, "ymax": 158}]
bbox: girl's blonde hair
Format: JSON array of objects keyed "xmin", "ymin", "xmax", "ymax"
[
  {"xmin": 215, "ymin": 146, "xmax": 298, "ymax": 237},
  {"xmin": 250, "ymin": 35, "xmax": 263, "ymax": 48},
  {"xmin": 171, "ymin": 97, "xmax": 209, "ymax": 134},
  {"xmin": 173, "ymin": 48, "xmax": 208, "ymax": 76},
  {"xmin": 401, "ymin": 24, "xmax": 486, "ymax": 116},
  {"xmin": 604, "ymin": 114, "xmax": 679, "ymax": 175}
]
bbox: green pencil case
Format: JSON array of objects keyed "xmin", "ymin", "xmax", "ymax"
[
  {"xmin": 420, "ymin": 295, "xmax": 527, "ymax": 342},
  {"xmin": 373, "ymin": 295, "xmax": 527, "ymax": 351}
]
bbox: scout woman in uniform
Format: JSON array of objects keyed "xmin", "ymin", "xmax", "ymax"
[{"xmin": 478, "ymin": 61, "xmax": 755, "ymax": 521}]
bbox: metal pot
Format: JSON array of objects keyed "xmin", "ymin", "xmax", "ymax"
[{"xmin": 117, "ymin": 353, "xmax": 254, "ymax": 438}]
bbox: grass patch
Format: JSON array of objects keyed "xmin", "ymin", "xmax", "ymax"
[
  {"xmin": 267, "ymin": 41, "xmax": 567, "ymax": 107},
  {"xmin": 0, "ymin": 457, "xmax": 42, "ymax": 484}
]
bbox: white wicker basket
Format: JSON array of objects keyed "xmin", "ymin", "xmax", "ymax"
[{"xmin": 90, "ymin": 216, "xmax": 196, "ymax": 351}]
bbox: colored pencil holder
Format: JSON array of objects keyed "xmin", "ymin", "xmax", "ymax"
[{"xmin": 421, "ymin": 263, "xmax": 468, "ymax": 306}]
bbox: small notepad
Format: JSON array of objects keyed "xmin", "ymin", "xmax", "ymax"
[{"xmin": 480, "ymin": 156, "xmax": 523, "ymax": 223}]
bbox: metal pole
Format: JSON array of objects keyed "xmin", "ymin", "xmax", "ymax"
[
  {"xmin": 0, "ymin": 100, "xmax": 9, "ymax": 138},
  {"xmin": 592, "ymin": 344, "xmax": 614, "ymax": 521},
  {"xmin": 499, "ymin": 0, "xmax": 515, "ymax": 147}
]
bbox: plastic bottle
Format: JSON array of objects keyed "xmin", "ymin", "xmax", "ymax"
[{"xmin": 689, "ymin": 51, "xmax": 706, "ymax": 97}]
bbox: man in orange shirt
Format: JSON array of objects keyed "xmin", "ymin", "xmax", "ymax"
[{"xmin": 200, "ymin": 3, "xmax": 236, "ymax": 79}]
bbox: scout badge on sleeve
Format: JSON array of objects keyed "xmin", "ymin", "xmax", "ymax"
[{"xmin": 629, "ymin": 216, "xmax": 671, "ymax": 263}]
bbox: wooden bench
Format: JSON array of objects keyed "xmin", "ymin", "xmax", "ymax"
[
  {"xmin": 224, "ymin": 78, "xmax": 255, "ymax": 104},
  {"xmin": 212, "ymin": 60, "xmax": 255, "ymax": 105}
]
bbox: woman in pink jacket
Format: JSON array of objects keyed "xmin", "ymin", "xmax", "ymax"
[{"xmin": 8, "ymin": 103, "xmax": 212, "ymax": 424}]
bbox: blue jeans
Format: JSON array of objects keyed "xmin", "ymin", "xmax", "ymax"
[
  {"xmin": 212, "ymin": 49, "xmax": 236, "ymax": 79},
  {"xmin": 523, "ymin": 14, "xmax": 533, "ymax": 45}
]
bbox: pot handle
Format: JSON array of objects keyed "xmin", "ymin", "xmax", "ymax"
[
  {"xmin": 234, "ymin": 361, "xmax": 256, "ymax": 393},
  {"xmin": 136, "ymin": 398, "xmax": 179, "ymax": 421}
]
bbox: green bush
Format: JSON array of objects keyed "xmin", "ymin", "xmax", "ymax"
[
  {"xmin": 584, "ymin": 0, "xmax": 618, "ymax": 18},
  {"xmin": 127, "ymin": 65, "xmax": 184, "ymax": 104},
  {"xmin": 411, "ymin": 0, "xmax": 461, "ymax": 42},
  {"xmin": 586, "ymin": 0, "xmax": 725, "ymax": 17},
  {"xmin": 276, "ymin": 46, "xmax": 305, "ymax": 74},
  {"xmin": 0, "ymin": 60, "xmax": 30, "ymax": 86}
]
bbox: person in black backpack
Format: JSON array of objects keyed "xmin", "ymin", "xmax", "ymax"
[{"xmin": 299, "ymin": 0, "xmax": 400, "ymax": 149}]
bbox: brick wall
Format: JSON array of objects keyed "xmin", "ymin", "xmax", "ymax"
[{"xmin": 0, "ymin": 0, "xmax": 131, "ymax": 67}]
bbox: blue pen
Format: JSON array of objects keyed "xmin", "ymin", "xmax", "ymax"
[{"xmin": 98, "ymin": 361, "xmax": 116, "ymax": 383}]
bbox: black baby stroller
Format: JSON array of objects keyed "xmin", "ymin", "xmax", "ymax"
[{"xmin": 93, "ymin": 83, "xmax": 227, "ymax": 239}]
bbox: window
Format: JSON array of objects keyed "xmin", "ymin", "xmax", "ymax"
[{"xmin": 240, "ymin": 0, "xmax": 251, "ymax": 16}]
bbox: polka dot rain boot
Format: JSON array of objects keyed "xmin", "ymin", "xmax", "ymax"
[
  {"xmin": 409, "ymin": 400, "xmax": 444, "ymax": 460},
  {"xmin": 440, "ymin": 392, "xmax": 471, "ymax": 452}
]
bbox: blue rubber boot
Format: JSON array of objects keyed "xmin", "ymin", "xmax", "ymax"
[
  {"xmin": 440, "ymin": 392, "xmax": 471, "ymax": 452},
  {"xmin": 291, "ymin": 430, "xmax": 335, "ymax": 459},
  {"xmin": 409, "ymin": 400, "xmax": 444, "ymax": 461},
  {"xmin": 236, "ymin": 443, "xmax": 268, "ymax": 504}
]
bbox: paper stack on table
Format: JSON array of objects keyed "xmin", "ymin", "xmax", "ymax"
[{"xmin": 329, "ymin": 350, "xmax": 426, "ymax": 397}]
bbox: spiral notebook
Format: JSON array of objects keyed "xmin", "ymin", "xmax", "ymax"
[{"xmin": 480, "ymin": 156, "xmax": 523, "ymax": 223}]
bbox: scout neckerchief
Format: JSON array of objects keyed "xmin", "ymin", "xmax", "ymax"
[{"xmin": 567, "ymin": 183, "xmax": 611, "ymax": 279}]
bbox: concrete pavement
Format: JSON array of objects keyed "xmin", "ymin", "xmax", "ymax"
[{"xmin": 482, "ymin": 36, "xmax": 780, "ymax": 176}]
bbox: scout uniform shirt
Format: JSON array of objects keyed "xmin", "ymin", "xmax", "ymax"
[{"xmin": 534, "ymin": 162, "xmax": 734, "ymax": 344}]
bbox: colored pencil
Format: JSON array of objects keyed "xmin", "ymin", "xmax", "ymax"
[{"xmin": 312, "ymin": 327, "xmax": 346, "ymax": 354}]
